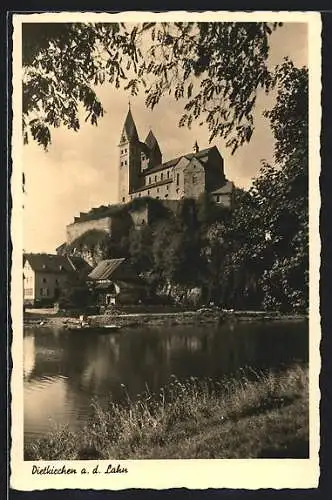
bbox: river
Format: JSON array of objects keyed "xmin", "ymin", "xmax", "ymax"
[{"xmin": 24, "ymin": 320, "xmax": 308, "ymax": 443}]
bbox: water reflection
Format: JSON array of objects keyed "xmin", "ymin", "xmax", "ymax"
[{"xmin": 24, "ymin": 321, "xmax": 308, "ymax": 441}]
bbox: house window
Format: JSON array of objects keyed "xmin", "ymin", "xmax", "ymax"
[
  {"xmin": 154, "ymin": 175, "xmax": 157, "ymax": 182},
  {"xmin": 157, "ymin": 188, "xmax": 159, "ymax": 193},
  {"xmin": 139, "ymin": 193, "xmax": 141, "ymax": 197},
  {"xmin": 176, "ymin": 173, "xmax": 180, "ymax": 186},
  {"xmin": 161, "ymin": 173, "xmax": 163, "ymax": 180},
  {"xmin": 125, "ymin": 148, "xmax": 127, "ymax": 153},
  {"xmin": 125, "ymin": 160, "xmax": 127, "ymax": 165},
  {"xmin": 42, "ymin": 277, "xmax": 47, "ymax": 283},
  {"xmin": 149, "ymin": 177, "xmax": 151, "ymax": 184},
  {"xmin": 121, "ymin": 161, "xmax": 123, "ymax": 166},
  {"xmin": 216, "ymin": 195, "xmax": 220, "ymax": 202},
  {"xmin": 166, "ymin": 185, "xmax": 169, "ymax": 190},
  {"xmin": 122, "ymin": 197, "xmax": 125, "ymax": 202},
  {"xmin": 148, "ymin": 190, "xmax": 150, "ymax": 195},
  {"xmin": 167, "ymin": 171, "xmax": 170, "ymax": 178}
]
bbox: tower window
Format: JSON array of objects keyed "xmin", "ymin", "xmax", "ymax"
[
  {"xmin": 122, "ymin": 197, "xmax": 125, "ymax": 202},
  {"xmin": 161, "ymin": 173, "xmax": 163, "ymax": 180},
  {"xmin": 157, "ymin": 188, "xmax": 159, "ymax": 193},
  {"xmin": 192, "ymin": 175, "xmax": 197, "ymax": 184},
  {"xmin": 176, "ymin": 173, "xmax": 180, "ymax": 186},
  {"xmin": 167, "ymin": 171, "xmax": 170, "ymax": 178},
  {"xmin": 125, "ymin": 148, "xmax": 127, "ymax": 153},
  {"xmin": 125, "ymin": 160, "xmax": 127, "ymax": 165},
  {"xmin": 121, "ymin": 161, "xmax": 123, "ymax": 166},
  {"xmin": 155, "ymin": 175, "xmax": 157, "ymax": 182},
  {"xmin": 166, "ymin": 185, "xmax": 169, "ymax": 190},
  {"xmin": 149, "ymin": 177, "xmax": 151, "ymax": 184}
]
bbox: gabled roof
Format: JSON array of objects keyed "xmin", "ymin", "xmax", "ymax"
[
  {"xmin": 88, "ymin": 258, "xmax": 127, "ymax": 281},
  {"xmin": 142, "ymin": 146, "xmax": 216, "ymax": 175},
  {"xmin": 210, "ymin": 180, "xmax": 234, "ymax": 195},
  {"xmin": 24, "ymin": 253, "xmax": 74, "ymax": 273},
  {"xmin": 120, "ymin": 109, "xmax": 138, "ymax": 143}
]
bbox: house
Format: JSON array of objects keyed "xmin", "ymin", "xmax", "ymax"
[
  {"xmin": 87, "ymin": 258, "xmax": 147, "ymax": 307},
  {"xmin": 23, "ymin": 253, "xmax": 90, "ymax": 306}
]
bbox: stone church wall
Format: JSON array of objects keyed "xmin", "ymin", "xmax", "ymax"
[{"xmin": 183, "ymin": 159, "xmax": 206, "ymax": 199}]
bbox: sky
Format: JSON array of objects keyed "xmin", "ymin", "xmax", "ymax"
[{"xmin": 22, "ymin": 22, "xmax": 308, "ymax": 253}]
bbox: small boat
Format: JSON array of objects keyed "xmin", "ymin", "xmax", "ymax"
[{"xmin": 66, "ymin": 324, "xmax": 121, "ymax": 334}]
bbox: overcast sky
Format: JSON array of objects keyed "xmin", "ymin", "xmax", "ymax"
[{"xmin": 22, "ymin": 22, "xmax": 308, "ymax": 253}]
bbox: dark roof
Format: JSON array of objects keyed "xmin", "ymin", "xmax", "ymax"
[
  {"xmin": 24, "ymin": 253, "xmax": 74, "ymax": 273},
  {"xmin": 210, "ymin": 181, "xmax": 234, "ymax": 195},
  {"xmin": 120, "ymin": 109, "xmax": 138, "ymax": 143},
  {"xmin": 145, "ymin": 130, "xmax": 161, "ymax": 152},
  {"xmin": 142, "ymin": 146, "xmax": 216, "ymax": 175},
  {"xmin": 88, "ymin": 258, "xmax": 126, "ymax": 280},
  {"xmin": 88, "ymin": 259, "xmax": 139, "ymax": 283},
  {"xmin": 68, "ymin": 256, "xmax": 92, "ymax": 273}
]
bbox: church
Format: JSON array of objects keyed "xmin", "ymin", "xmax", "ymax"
[
  {"xmin": 118, "ymin": 106, "xmax": 234, "ymax": 205},
  {"xmin": 64, "ymin": 107, "xmax": 234, "ymax": 248}
]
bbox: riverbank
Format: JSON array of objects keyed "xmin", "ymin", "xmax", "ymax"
[
  {"xmin": 24, "ymin": 308, "xmax": 307, "ymax": 329},
  {"xmin": 25, "ymin": 364, "xmax": 308, "ymax": 460}
]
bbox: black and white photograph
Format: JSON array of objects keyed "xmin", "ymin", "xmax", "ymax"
[{"xmin": 11, "ymin": 11, "xmax": 321, "ymax": 491}]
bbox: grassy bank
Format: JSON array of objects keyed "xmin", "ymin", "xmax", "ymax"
[{"xmin": 25, "ymin": 364, "xmax": 308, "ymax": 460}]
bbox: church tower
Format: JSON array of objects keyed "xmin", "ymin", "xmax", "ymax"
[
  {"xmin": 118, "ymin": 106, "xmax": 141, "ymax": 203},
  {"xmin": 144, "ymin": 130, "xmax": 162, "ymax": 168}
]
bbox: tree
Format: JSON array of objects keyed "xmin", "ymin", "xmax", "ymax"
[
  {"xmin": 252, "ymin": 61, "xmax": 309, "ymax": 311},
  {"xmin": 22, "ymin": 21, "xmax": 281, "ymax": 150}
]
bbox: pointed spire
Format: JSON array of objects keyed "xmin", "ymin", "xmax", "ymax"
[
  {"xmin": 144, "ymin": 129, "xmax": 162, "ymax": 167},
  {"xmin": 120, "ymin": 106, "xmax": 138, "ymax": 143},
  {"xmin": 145, "ymin": 129, "xmax": 159, "ymax": 150}
]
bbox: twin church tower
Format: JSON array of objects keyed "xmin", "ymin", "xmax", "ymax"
[
  {"xmin": 118, "ymin": 106, "xmax": 234, "ymax": 206},
  {"xmin": 64, "ymin": 106, "xmax": 233, "ymax": 248}
]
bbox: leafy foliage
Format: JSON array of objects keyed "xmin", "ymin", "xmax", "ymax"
[
  {"xmin": 22, "ymin": 21, "xmax": 281, "ymax": 150},
  {"xmin": 141, "ymin": 22, "xmax": 280, "ymax": 151},
  {"xmin": 22, "ymin": 23, "xmax": 139, "ymax": 148}
]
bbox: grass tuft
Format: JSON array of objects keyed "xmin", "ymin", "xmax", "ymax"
[{"xmin": 25, "ymin": 364, "xmax": 308, "ymax": 460}]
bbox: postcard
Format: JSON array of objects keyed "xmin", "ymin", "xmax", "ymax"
[{"xmin": 11, "ymin": 10, "xmax": 321, "ymax": 491}]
